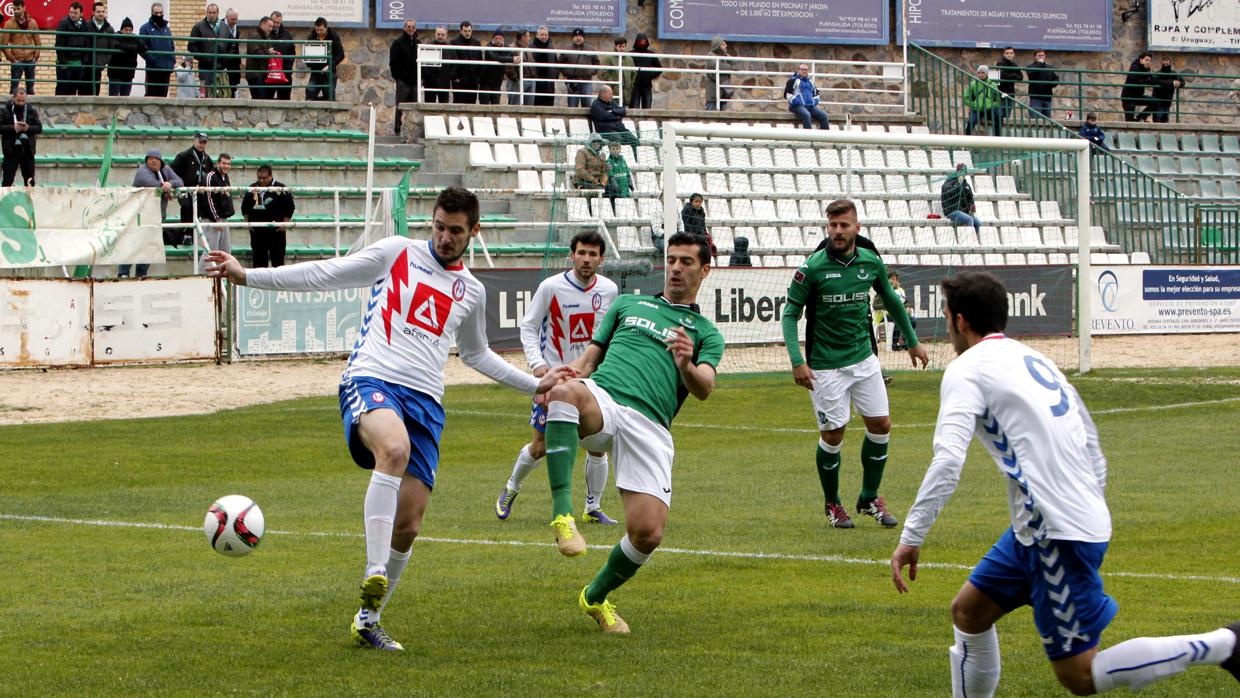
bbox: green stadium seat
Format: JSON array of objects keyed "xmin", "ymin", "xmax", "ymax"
[
  {"xmin": 1179, "ymin": 157, "xmax": 1200, "ymax": 175},
  {"xmin": 1223, "ymin": 135, "xmax": 1240, "ymax": 153},
  {"xmin": 1222, "ymin": 158, "xmax": 1240, "ymax": 176},
  {"xmin": 1138, "ymin": 133, "xmax": 1159, "ymax": 150},
  {"xmin": 1201, "ymin": 157, "xmax": 1221, "ymax": 176},
  {"xmin": 1158, "ymin": 133, "xmax": 1179, "ymax": 151},
  {"xmin": 1200, "ymin": 180, "xmax": 1221, "ymax": 198},
  {"xmin": 1201, "ymin": 133, "xmax": 1222, "ymax": 153},
  {"xmin": 1223, "ymin": 179, "xmax": 1240, "ymax": 198},
  {"xmin": 1114, "ymin": 132, "xmax": 1138, "ymax": 151},
  {"xmin": 1180, "ymin": 134, "xmax": 1201, "ymax": 152}
]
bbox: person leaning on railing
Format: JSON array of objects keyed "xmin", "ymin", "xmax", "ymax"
[
  {"xmin": 108, "ymin": 18, "xmax": 146, "ymax": 97},
  {"xmin": 963, "ymin": 65, "xmax": 1003, "ymax": 137},
  {"xmin": 449, "ymin": 21, "xmax": 482, "ymax": 105},
  {"xmin": 85, "ymin": 2, "xmax": 115, "ymax": 97},
  {"xmin": 270, "ymin": 11, "xmax": 295, "ymax": 101},
  {"xmin": 1120, "ymin": 52, "xmax": 1156, "ymax": 123},
  {"xmin": 139, "ymin": 3, "xmax": 174, "ymax": 97},
  {"xmin": 479, "ymin": 30, "xmax": 514, "ymax": 106},
  {"xmin": 597, "ymin": 35, "xmax": 626, "ymax": 99},
  {"xmin": 125, "ymin": 149, "xmax": 183, "ymax": 278},
  {"xmin": 390, "ymin": 19, "xmax": 419, "ymax": 134},
  {"xmin": 703, "ymin": 35, "xmax": 732, "ymax": 111},
  {"xmin": 561, "ymin": 28, "xmax": 599, "ymax": 108},
  {"xmin": 245, "ymin": 15, "xmax": 279, "ymax": 100},
  {"xmin": 54, "ymin": 3, "xmax": 91, "ymax": 96},
  {"xmin": 626, "ymin": 33, "xmax": 661, "ymax": 109},
  {"xmin": 530, "ymin": 26, "xmax": 556, "ymax": 107},
  {"xmin": 421, "ymin": 26, "xmax": 451, "ymax": 104},
  {"xmin": 304, "ymin": 17, "xmax": 344, "ymax": 102},
  {"xmin": 217, "ymin": 9, "xmax": 242, "ymax": 97},
  {"xmin": 189, "ymin": 3, "xmax": 221, "ymax": 98},
  {"xmin": 2, "ymin": 0, "xmax": 41, "ymax": 96},
  {"xmin": 1150, "ymin": 57, "xmax": 1185, "ymax": 125},
  {"xmin": 0, "ymin": 86, "xmax": 40, "ymax": 187},
  {"xmin": 502, "ymin": 29, "xmax": 530, "ymax": 105}
]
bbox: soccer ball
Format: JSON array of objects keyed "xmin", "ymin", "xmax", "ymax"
[{"xmin": 203, "ymin": 495, "xmax": 265, "ymax": 557}]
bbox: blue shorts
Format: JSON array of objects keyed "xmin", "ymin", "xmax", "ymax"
[
  {"xmin": 339, "ymin": 375, "xmax": 445, "ymax": 490},
  {"xmin": 529, "ymin": 401, "xmax": 548, "ymax": 433},
  {"xmin": 969, "ymin": 528, "xmax": 1118, "ymax": 661}
]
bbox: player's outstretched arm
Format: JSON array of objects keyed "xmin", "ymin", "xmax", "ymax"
[
  {"xmin": 208, "ymin": 238, "xmax": 398, "ymax": 292},
  {"xmin": 204, "ymin": 250, "xmax": 247, "ymax": 285},
  {"xmin": 890, "ymin": 543, "xmax": 919, "ymax": 593}
]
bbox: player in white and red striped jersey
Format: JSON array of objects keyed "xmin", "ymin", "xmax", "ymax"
[
  {"xmin": 495, "ymin": 231, "xmax": 619, "ymax": 525},
  {"xmin": 206, "ymin": 187, "xmax": 573, "ymax": 652}
]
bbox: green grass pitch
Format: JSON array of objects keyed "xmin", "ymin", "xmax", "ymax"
[{"xmin": 1, "ymin": 368, "xmax": 1238, "ymax": 696}]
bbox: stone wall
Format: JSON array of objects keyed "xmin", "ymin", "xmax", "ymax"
[{"xmin": 33, "ymin": 96, "xmax": 350, "ymax": 129}]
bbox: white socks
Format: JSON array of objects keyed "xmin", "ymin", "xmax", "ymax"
[
  {"xmin": 950, "ymin": 626, "xmax": 1001, "ymax": 698},
  {"xmin": 1091, "ymin": 627, "xmax": 1236, "ymax": 692},
  {"xmin": 620, "ymin": 534, "xmax": 652, "ymax": 565},
  {"xmin": 584, "ymin": 453, "xmax": 609, "ymax": 512},
  {"xmin": 507, "ymin": 444, "xmax": 542, "ymax": 492},
  {"xmin": 363, "ymin": 471, "xmax": 401, "ymax": 577}
]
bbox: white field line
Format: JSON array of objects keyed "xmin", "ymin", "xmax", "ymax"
[{"xmin": 2, "ymin": 513, "xmax": 1238, "ymax": 586}]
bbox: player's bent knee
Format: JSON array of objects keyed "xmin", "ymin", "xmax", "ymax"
[
  {"xmin": 547, "ymin": 381, "xmax": 585, "ymax": 406},
  {"xmin": 864, "ymin": 416, "xmax": 892, "ymax": 434},
  {"xmin": 627, "ymin": 525, "xmax": 663, "ymax": 553},
  {"xmin": 371, "ymin": 442, "xmax": 411, "ymax": 473},
  {"xmin": 950, "ymin": 597, "xmax": 991, "ymax": 634},
  {"xmin": 820, "ymin": 429, "xmax": 845, "ymax": 446},
  {"xmin": 529, "ymin": 442, "xmax": 547, "ymax": 459},
  {"xmin": 1056, "ymin": 672, "xmax": 1096, "ymax": 696}
]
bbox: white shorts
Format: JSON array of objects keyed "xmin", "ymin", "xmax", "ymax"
[
  {"xmin": 810, "ymin": 354, "xmax": 889, "ymax": 431},
  {"xmin": 578, "ymin": 379, "xmax": 675, "ymax": 508}
]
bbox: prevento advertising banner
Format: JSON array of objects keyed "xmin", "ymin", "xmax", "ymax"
[
  {"xmin": 235, "ymin": 286, "xmax": 366, "ymax": 356},
  {"xmin": 1148, "ymin": 0, "xmax": 1240, "ymax": 53},
  {"xmin": 902, "ymin": 0, "xmax": 1111, "ymax": 51},
  {"xmin": 377, "ymin": 0, "xmax": 624, "ymax": 32},
  {"xmin": 658, "ymin": 0, "xmax": 887, "ymax": 44},
  {"xmin": 1091, "ymin": 266, "xmax": 1240, "ymax": 334}
]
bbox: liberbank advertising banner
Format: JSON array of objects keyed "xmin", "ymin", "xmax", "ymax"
[
  {"xmin": 1148, "ymin": 0, "xmax": 1240, "ymax": 53},
  {"xmin": 657, "ymin": 0, "xmax": 888, "ymax": 45},
  {"xmin": 902, "ymin": 0, "xmax": 1111, "ymax": 51},
  {"xmin": 1091, "ymin": 266, "xmax": 1240, "ymax": 334},
  {"xmin": 377, "ymin": 0, "xmax": 624, "ymax": 32}
]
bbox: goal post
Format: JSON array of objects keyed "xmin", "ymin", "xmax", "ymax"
[{"xmin": 660, "ymin": 123, "xmax": 1094, "ymax": 372}]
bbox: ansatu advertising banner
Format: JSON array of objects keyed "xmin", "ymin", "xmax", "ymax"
[
  {"xmin": 1091, "ymin": 266, "xmax": 1240, "ymax": 334},
  {"xmin": 0, "ymin": 187, "xmax": 164, "ymax": 269}
]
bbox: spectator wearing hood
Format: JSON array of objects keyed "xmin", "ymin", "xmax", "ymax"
[
  {"xmin": 478, "ymin": 30, "xmax": 514, "ymax": 106},
  {"xmin": 304, "ymin": 17, "xmax": 345, "ymax": 101},
  {"xmin": 449, "ymin": 21, "xmax": 482, "ymax": 104},
  {"xmin": 1120, "ymin": 52, "xmax": 1156, "ymax": 122},
  {"xmin": 2, "ymin": 0, "xmax": 41, "ymax": 96},
  {"xmin": 530, "ymin": 25, "xmax": 556, "ymax": 107},
  {"xmin": 963, "ymin": 65, "xmax": 1003, "ymax": 137},
  {"xmin": 940, "ymin": 163, "xmax": 980, "ymax": 232},
  {"xmin": 125, "ymin": 148, "xmax": 183, "ymax": 278},
  {"xmin": 0, "ymin": 86, "xmax": 40, "ymax": 187},
  {"xmin": 729, "ymin": 234, "xmax": 752, "ymax": 267},
  {"xmin": 421, "ymin": 26, "xmax": 451, "ymax": 103},
  {"xmin": 561, "ymin": 28, "xmax": 599, "ymax": 108},
  {"xmin": 139, "ymin": 3, "xmax": 175, "ymax": 97},
  {"xmin": 625, "ymin": 33, "xmax": 661, "ymax": 109},
  {"xmin": 1150, "ymin": 57, "xmax": 1185, "ymax": 124},
  {"xmin": 108, "ymin": 17, "xmax": 146, "ymax": 96},
  {"xmin": 1078, "ymin": 112, "xmax": 1108, "ymax": 151},
  {"xmin": 573, "ymin": 135, "xmax": 608, "ymax": 189},
  {"xmin": 783, "ymin": 63, "xmax": 829, "ymax": 129},
  {"xmin": 54, "ymin": 3, "xmax": 91, "ymax": 96},
  {"xmin": 704, "ymin": 36, "xmax": 732, "ymax": 111},
  {"xmin": 604, "ymin": 141, "xmax": 632, "ymax": 200}
]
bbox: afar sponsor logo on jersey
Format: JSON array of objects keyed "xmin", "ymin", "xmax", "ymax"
[
  {"xmin": 451, "ymin": 278, "xmax": 466, "ymax": 301},
  {"xmin": 592, "ymin": 293, "xmax": 603, "ymax": 311},
  {"xmin": 568, "ymin": 312, "xmax": 595, "ymax": 342},
  {"xmin": 407, "ymin": 282, "xmax": 453, "ymax": 337}
]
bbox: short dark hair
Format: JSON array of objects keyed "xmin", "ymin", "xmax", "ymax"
[
  {"xmin": 314, "ymin": 17, "xmax": 327, "ymax": 27},
  {"xmin": 1002, "ymin": 46, "xmax": 1014, "ymax": 52},
  {"xmin": 941, "ymin": 271, "xmax": 1008, "ymax": 336},
  {"xmin": 93, "ymin": 1, "xmax": 104, "ymax": 10},
  {"xmin": 256, "ymin": 164, "xmax": 273, "ymax": 176},
  {"xmin": 666, "ymin": 232, "xmax": 711, "ymax": 265},
  {"xmin": 12, "ymin": 0, "xmax": 25, "ymax": 8},
  {"xmin": 825, "ymin": 199, "xmax": 857, "ymax": 218},
  {"xmin": 434, "ymin": 186, "xmax": 480, "ymax": 228},
  {"xmin": 460, "ymin": 20, "xmax": 472, "ymax": 29},
  {"xmin": 218, "ymin": 152, "xmax": 232, "ymax": 162},
  {"xmin": 1138, "ymin": 51, "xmax": 1152, "ymax": 61},
  {"xmin": 570, "ymin": 230, "xmax": 606, "ymax": 255},
  {"xmin": 69, "ymin": 2, "xmax": 83, "ymax": 11},
  {"xmin": 1085, "ymin": 112, "xmax": 1097, "ymax": 121}
]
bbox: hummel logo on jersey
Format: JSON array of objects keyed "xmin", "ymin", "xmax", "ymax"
[{"xmin": 407, "ymin": 283, "xmax": 453, "ymax": 336}]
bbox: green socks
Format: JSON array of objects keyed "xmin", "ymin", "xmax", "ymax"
[
  {"xmin": 859, "ymin": 431, "xmax": 890, "ymax": 502},
  {"xmin": 816, "ymin": 439, "xmax": 842, "ymax": 505},
  {"xmin": 585, "ymin": 536, "xmax": 650, "ymax": 605},
  {"xmin": 545, "ymin": 402, "xmax": 581, "ymax": 518}
]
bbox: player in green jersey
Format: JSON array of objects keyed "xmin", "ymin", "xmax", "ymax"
[
  {"xmin": 540, "ymin": 232, "xmax": 724, "ymax": 633},
  {"xmin": 782, "ymin": 199, "xmax": 929, "ymax": 529}
]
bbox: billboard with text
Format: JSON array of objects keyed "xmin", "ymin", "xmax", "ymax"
[
  {"xmin": 377, "ymin": 0, "xmax": 624, "ymax": 32},
  {"xmin": 902, "ymin": 0, "xmax": 1111, "ymax": 51},
  {"xmin": 1091, "ymin": 266, "xmax": 1240, "ymax": 334},
  {"xmin": 658, "ymin": 0, "xmax": 888, "ymax": 45},
  {"xmin": 1148, "ymin": 0, "xmax": 1240, "ymax": 53}
]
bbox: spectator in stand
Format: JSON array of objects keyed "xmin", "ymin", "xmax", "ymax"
[
  {"xmin": 503, "ymin": 29, "xmax": 529, "ymax": 105},
  {"xmin": 703, "ymin": 35, "xmax": 732, "ymax": 111},
  {"xmin": 573, "ymin": 134, "xmax": 608, "ymax": 190},
  {"xmin": 85, "ymin": 2, "xmax": 114, "ymax": 96},
  {"xmin": 940, "ymin": 163, "xmax": 981, "ymax": 232},
  {"xmin": 478, "ymin": 30, "xmax": 512, "ymax": 106},
  {"xmin": 189, "ymin": 4, "xmax": 221, "ymax": 97},
  {"xmin": 626, "ymin": 33, "xmax": 661, "ymax": 109},
  {"xmin": 172, "ymin": 132, "xmax": 215, "ymax": 238},
  {"xmin": 241, "ymin": 164, "xmax": 296, "ymax": 268},
  {"xmin": 420, "ymin": 26, "xmax": 451, "ymax": 104},
  {"xmin": 269, "ymin": 11, "xmax": 295, "ymax": 100},
  {"xmin": 3, "ymin": 1, "xmax": 41, "ymax": 96},
  {"xmin": 125, "ymin": 149, "xmax": 182, "ymax": 278},
  {"xmin": 604, "ymin": 141, "xmax": 632, "ymax": 200},
  {"xmin": 1231, "ymin": 78, "xmax": 1240, "ymax": 125},
  {"xmin": 449, "ymin": 21, "xmax": 482, "ymax": 104},
  {"xmin": 1079, "ymin": 112, "xmax": 1108, "ymax": 151},
  {"xmin": 1024, "ymin": 49, "xmax": 1059, "ymax": 119},
  {"xmin": 107, "ymin": 18, "xmax": 145, "ymax": 96},
  {"xmin": 597, "ymin": 35, "xmax": 626, "ymax": 100},
  {"xmin": 175, "ymin": 55, "xmax": 199, "ymax": 98},
  {"xmin": 139, "ymin": 3, "xmax": 174, "ymax": 97},
  {"xmin": 589, "ymin": 85, "xmax": 634, "ymax": 144},
  {"xmin": 784, "ymin": 63, "xmax": 829, "ymax": 129},
  {"xmin": 246, "ymin": 16, "xmax": 279, "ymax": 100},
  {"xmin": 963, "ymin": 65, "xmax": 1003, "ymax": 137},
  {"xmin": 729, "ymin": 234, "xmax": 752, "ymax": 267},
  {"xmin": 1120, "ymin": 52, "xmax": 1155, "ymax": 122},
  {"xmin": 55, "ymin": 3, "xmax": 90, "ymax": 96},
  {"xmin": 390, "ymin": 19, "xmax": 419, "ymax": 134},
  {"xmin": 561, "ymin": 28, "xmax": 598, "ymax": 108},
  {"xmin": 995, "ymin": 46, "xmax": 1022, "ymax": 118},
  {"xmin": 217, "ymin": 8, "xmax": 241, "ymax": 97},
  {"xmin": 680, "ymin": 193, "xmax": 716, "ymax": 261},
  {"xmin": 1151, "ymin": 57, "xmax": 1185, "ymax": 124},
  {"xmin": 198, "ymin": 152, "xmax": 234, "ymax": 273},
  {"xmin": 530, "ymin": 26, "xmax": 556, "ymax": 107},
  {"xmin": 0, "ymin": 86, "xmax": 41, "ymax": 187},
  {"xmin": 304, "ymin": 17, "xmax": 344, "ymax": 101}
]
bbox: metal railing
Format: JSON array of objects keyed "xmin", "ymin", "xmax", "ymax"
[
  {"xmin": 911, "ymin": 44, "xmax": 1237, "ymax": 264},
  {"xmin": 415, "ymin": 44, "xmax": 907, "ymax": 114},
  {"xmin": 0, "ymin": 28, "xmax": 333, "ymax": 99}
]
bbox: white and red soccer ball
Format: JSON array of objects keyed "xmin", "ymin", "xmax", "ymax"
[{"xmin": 203, "ymin": 495, "xmax": 265, "ymax": 557}]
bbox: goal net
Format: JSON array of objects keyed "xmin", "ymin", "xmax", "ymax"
[{"xmin": 541, "ymin": 123, "xmax": 1093, "ymax": 374}]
